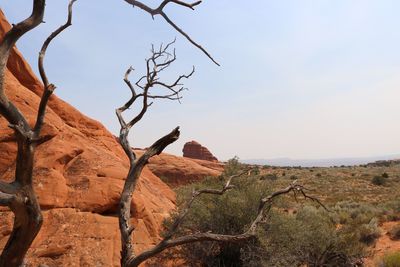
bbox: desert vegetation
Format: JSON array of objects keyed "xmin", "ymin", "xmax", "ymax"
[{"xmin": 158, "ymin": 159, "xmax": 400, "ymax": 266}]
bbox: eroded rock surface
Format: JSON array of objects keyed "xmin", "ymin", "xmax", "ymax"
[
  {"xmin": 182, "ymin": 140, "xmax": 218, "ymax": 162},
  {"xmin": 147, "ymin": 152, "xmax": 223, "ymax": 187}
]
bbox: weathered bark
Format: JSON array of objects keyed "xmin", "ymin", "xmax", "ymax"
[{"xmin": 0, "ymin": 1, "xmax": 76, "ymax": 266}]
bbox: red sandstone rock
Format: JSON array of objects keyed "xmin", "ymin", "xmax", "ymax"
[
  {"xmin": 182, "ymin": 140, "xmax": 218, "ymax": 162},
  {"xmin": 0, "ymin": 9, "xmax": 175, "ymax": 265},
  {"xmin": 146, "ymin": 152, "xmax": 224, "ymax": 187}
]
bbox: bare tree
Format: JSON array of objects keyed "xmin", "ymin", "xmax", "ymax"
[
  {"xmin": 116, "ymin": 40, "xmax": 191, "ymax": 266},
  {"xmin": 115, "ymin": 43, "xmax": 326, "ymax": 266},
  {"xmin": 0, "ymin": 1, "xmax": 76, "ymax": 266}
]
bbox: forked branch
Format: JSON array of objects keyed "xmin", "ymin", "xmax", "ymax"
[{"xmin": 123, "ymin": 0, "xmax": 219, "ymax": 66}]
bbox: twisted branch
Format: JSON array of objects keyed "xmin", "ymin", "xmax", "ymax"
[
  {"xmin": 0, "ymin": 0, "xmax": 45, "ymax": 128},
  {"xmin": 34, "ymin": 0, "xmax": 77, "ymax": 135}
]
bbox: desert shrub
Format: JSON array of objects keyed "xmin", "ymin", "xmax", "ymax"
[
  {"xmin": 378, "ymin": 252, "xmax": 400, "ymax": 267},
  {"xmin": 331, "ymin": 201, "xmax": 384, "ymax": 225},
  {"xmin": 386, "ymin": 213, "xmax": 400, "ymax": 222},
  {"xmin": 316, "ymin": 173, "xmax": 322, "ymax": 177},
  {"xmin": 383, "ymin": 201, "xmax": 400, "ymax": 221},
  {"xmin": 223, "ymin": 156, "xmax": 242, "ymax": 176},
  {"xmin": 290, "ymin": 175, "xmax": 298, "ymax": 180},
  {"xmin": 281, "ymin": 171, "xmax": 286, "ymax": 177},
  {"xmin": 259, "ymin": 173, "xmax": 278, "ymax": 181},
  {"xmin": 382, "ymin": 172, "xmax": 390, "ymax": 178},
  {"xmin": 356, "ymin": 218, "xmax": 381, "ymax": 245},
  {"xmin": 388, "ymin": 225, "xmax": 400, "ymax": 240},
  {"xmin": 259, "ymin": 206, "xmax": 364, "ymax": 267},
  {"xmin": 250, "ymin": 167, "xmax": 260, "ymax": 175},
  {"xmin": 372, "ymin": 175, "xmax": 386, "ymax": 186},
  {"xmin": 166, "ymin": 174, "xmax": 271, "ymax": 267}
]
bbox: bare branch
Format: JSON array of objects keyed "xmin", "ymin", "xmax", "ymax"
[
  {"xmin": 159, "ymin": 12, "xmax": 219, "ymax": 66},
  {"xmin": 116, "ymin": 41, "xmax": 193, "ymax": 130},
  {"xmin": 123, "ymin": 0, "xmax": 219, "ymax": 66},
  {"xmin": 0, "ymin": 181, "xmax": 17, "ymax": 195},
  {"xmin": 163, "ymin": 170, "xmax": 250, "ymax": 241},
  {"xmin": 34, "ymin": 0, "xmax": 77, "ymax": 136},
  {"xmin": 158, "ymin": 0, "xmax": 202, "ymax": 11},
  {"xmin": 153, "ymin": 66, "xmax": 195, "ymax": 89},
  {"xmin": 0, "ymin": 0, "xmax": 45, "ymax": 130},
  {"xmin": 124, "ymin": 67, "xmax": 136, "ymax": 97},
  {"xmin": 116, "ymin": 67, "xmax": 138, "ymax": 129},
  {"xmin": 138, "ymin": 127, "xmax": 180, "ymax": 164},
  {"xmin": 0, "ymin": 191, "xmax": 15, "ymax": 207}
]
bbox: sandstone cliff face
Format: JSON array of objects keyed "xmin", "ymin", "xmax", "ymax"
[
  {"xmin": 182, "ymin": 140, "xmax": 218, "ymax": 162},
  {"xmin": 0, "ymin": 10, "xmax": 175, "ymax": 266}
]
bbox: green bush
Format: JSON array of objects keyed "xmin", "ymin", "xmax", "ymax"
[
  {"xmin": 382, "ymin": 172, "xmax": 390, "ymax": 178},
  {"xmin": 357, "ymin": 218, "xmax": 381, "ymax": 246},
  {"xmin": 250, "ymin": 167, "xmax": 260, "ymax": 175},
  {"xmin": 379, "ymin": 252, "xmax": 400, "ymax": 267},
  {"xmin": 388, "ymin": 225, "xmax": 400, "ymax": 240},
  {"xmin": 258, "ymin": 206, "xmax": 364, "ymax": 266},
  {"xmin": 372, "ymin": 175, "xmax": 386, "ymax": 186},
  {"xmin": 166, "ymin": 174, "xmax": 271, "ymax": 267},
  {"xmin": 259, "ymin": 173, "xmax": 278, "ymax": 181},
  {"xmin": 223, "ymin": 156, "xmax": 242, "ymax": 176}
]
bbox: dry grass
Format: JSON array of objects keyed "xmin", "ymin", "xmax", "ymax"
[{"xmin": 256, "ymin": 163, "xmax": 400, "ymax": 207}]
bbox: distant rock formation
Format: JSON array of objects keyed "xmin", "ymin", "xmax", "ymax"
[{"xmin": 183, "ymin": 140, "xmax": 218, "ymax": 162}]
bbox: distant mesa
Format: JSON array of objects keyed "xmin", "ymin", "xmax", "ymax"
[{"xmin": 183, "ymin": 140, "xmax": 218, "ymax": 162}]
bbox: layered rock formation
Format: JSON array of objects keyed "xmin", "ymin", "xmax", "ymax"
[
  {"xmin": 182, "ymin": 140, "xmax": 218, "ymax": 162},
  {"xmin": 147, "ymin": 152, "xmax": 224, "ymax": 187},
  {"xmin": 0, "ymin": 10, "xmax": 175, "ymax": 266}
]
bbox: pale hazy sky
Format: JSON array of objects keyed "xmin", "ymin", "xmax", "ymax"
[{"xmin": 2, "ymin": 1, "xmax": 400, "ymax": 160}]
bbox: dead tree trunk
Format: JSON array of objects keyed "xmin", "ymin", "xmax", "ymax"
[{"xmin": 0, "ymin": 1, "xmax": 76, "ymax": 266}]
